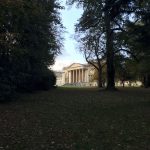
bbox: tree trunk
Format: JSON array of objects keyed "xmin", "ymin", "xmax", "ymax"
[
  {"xmin": 98, "ymin": 67, "xmax": 103, "ymax": 88},
  {"xmin": 105, "ymin": 12, "xmax": 115, "ymax": 90},
  {"xmin": 122, "ymin": 80, "xmax": 125, "ymax": 87},
  {"xmin": 143, "ymin": 73, "xmax": 149, "ymax": 88}
]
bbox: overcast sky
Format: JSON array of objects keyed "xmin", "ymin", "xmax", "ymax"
[{"xmin": 51, "ymin": 0, "xmax": 86, "ymax": 71}]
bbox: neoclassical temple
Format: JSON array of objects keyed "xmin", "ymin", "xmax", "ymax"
[
  {"xmin": 55, "ymin": 63, "xmax": 143, "ymax": 87},
  {"xmin": 63, "ymin": 63, "xmax": 89, "ymax": 83},
  {"xmin": 55, "ymin": 63, "xmax": 97, "ymax": 86}
]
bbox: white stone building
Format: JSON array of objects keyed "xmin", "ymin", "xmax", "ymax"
[
  {"xmin": 55, "ymin": 63, "xmax": 97, "ymax": 87},
  {"xmin": 55, "ymin": 63, "xmax": 142, "ymax": 87},
  {"xmin": 54, "ymin": 72, "xmax": 64, "ymax": 86}
]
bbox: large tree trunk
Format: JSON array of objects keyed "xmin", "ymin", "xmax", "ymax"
[
  {"xmin": 143, "ymin": 73, "xmax": 150, "ymax": 88},
  {"xmin": 98, "ymin": 67, "xmax": 103, "ymax": 88},
  {"xmin": 105, "ymin": 12, "xmax": 116, "ymax": 90}
]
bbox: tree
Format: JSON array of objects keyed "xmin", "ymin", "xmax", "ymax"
[
  {"xmin": 0, "ymin": 0, "xmax": 63, "ymax": 100},
  {"xmin": 67, "ymin": 0, "xmax": 142, "ymax": 90},
  {"xmin": 77, "ymin": 29, "xmax": 106, "ymax": 88},
  {"xmin": 115, "ymin": 54, "xmax": 140, "ymax": 87},
  {"xmin": 117, "ymin": 1, "xmax": 150, "ymax": 87}
]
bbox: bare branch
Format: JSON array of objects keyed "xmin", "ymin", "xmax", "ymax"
[{"xmin": 115, "ymin": 48, "xmax": 139, "ymax": 61}]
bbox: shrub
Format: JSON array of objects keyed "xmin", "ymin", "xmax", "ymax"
[
  {"xmin": 0, "ymin": 66, "xmax": 56, "ymax": 101},
  {"xmin": 0, "ymin": 68, "xmax": 16, "ymax": 102},
  {"xmin": 14, "ymin": 72, "xmax": 34, "ymax": 92},
  {"xmin": 0, "ymin": 82, "xmax": 15, "ymax": 102},
  {"xmin": 14, "ymin": 69, "xmax": 56, "ymax": 92},
  {"xmin": 34, "ymin": 69, "xmax": 56, "ymax": 91}
]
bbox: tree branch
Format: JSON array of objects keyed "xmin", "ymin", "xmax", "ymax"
[{"xmin": 115, "ymin": 48, "xmax": 139, "ymax": 62}]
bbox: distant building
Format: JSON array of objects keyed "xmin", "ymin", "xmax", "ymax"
[
  {"xmin": 54, "ymin": 63, "xmax": 142, "ymax": 87},
  {"xmin": 54, "ymin": 71, "xmax": 64, "ymax": 86},
  {"xmin": 55, "ymin": 63, "xmax": 97, "ymax": 87}
]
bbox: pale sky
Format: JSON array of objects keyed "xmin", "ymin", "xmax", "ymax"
[{"xmin": 51, "ymin": 0, "xmax": 86, "ymax": 71}]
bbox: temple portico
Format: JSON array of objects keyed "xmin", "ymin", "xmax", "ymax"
[
  {"xmin": 62, "ymin": 63, "xmax": 93, "ymax": 85},
  {"xmin": 56, "ymin": 63, "xmax": 98, "ymax": 87},
  {"xmin": 68, "ymin": 68, "xmax": 86, "ymax": 83}
]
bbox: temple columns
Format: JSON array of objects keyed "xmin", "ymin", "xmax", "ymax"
[
  {"xmin": 69, "ymin": 71, "xmax": 71, "ymax": 83},
  {"xmin": 79, "ymin": 69, "xmax": 81, "ymax": 82},
  {"xmin": 76, "ymin": 70, "xmax": 77, "ymax": 82},
  {"xmin": 69, "ymin": 69, "xmax": 85, "ymax": 83},
  {"xmin": 82, "ymin": 69, "xmax": 84, "ymax": 82},
  {"xmin": 73, "ymin": 70, "xmax": 74, "ymax": 83}
]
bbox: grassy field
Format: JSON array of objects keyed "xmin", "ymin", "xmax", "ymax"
[{"xmin": 0, "ymin": 88, "xmax": 149, "ymax": 150}]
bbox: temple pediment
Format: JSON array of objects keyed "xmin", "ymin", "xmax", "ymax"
[{"xmin": 64, "ymin": 63, "xmax": 86, "ymax": 70}]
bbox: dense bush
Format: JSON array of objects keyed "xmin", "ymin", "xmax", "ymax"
[
  {"xmin": 14, "ymin": 69, "xmax": 56, "ymax": 92},
  {"xmin": 0, "ymin": 66, "xmax": 56, "ymax": 101},
  {"xmin": 0, "ymin": 68, "xmax": 16, "ymax": 101},
  {"xmin": 37, "ymin": 70, "xmax": 56, "ymax": 90},
  {"xmin": 0, "ymin": 0, "xmax": 62, "ymax": 101},
  {"xmin": 14, "ymin": 72, "xmax": 34, "ymax": 92},
  {"xmin": 0, "ymin": 82, "xmax": 15, "ymax": 102}
]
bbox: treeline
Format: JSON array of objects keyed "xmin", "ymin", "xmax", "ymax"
[
  {"xmin": 0, "ymin": 0, "xmax": 63, "ymax": 101},
  {"xmin": 68, "ymin": 0, "xmax": 150, "ymax": 89}
]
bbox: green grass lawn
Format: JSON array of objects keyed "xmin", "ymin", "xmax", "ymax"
[{"xmin": 0, "ymin": 88, "xmax": 149, "ymax": 150}]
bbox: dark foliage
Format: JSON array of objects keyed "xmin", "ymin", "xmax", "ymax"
[
  {"xmin": 0, "ymin": 71, "xmax": 15, "ymax": 101},
  {"xmin": 0, "ymin": 0, "xmax": 62, "ymax": 101}
]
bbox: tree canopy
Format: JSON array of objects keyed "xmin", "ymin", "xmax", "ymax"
[
  {"xmin": 0, "ymin": 0, "xmax": 63, "ymax": 101},
  {"xmin": 67, "ymin": 0, "xmax": 150, "ymax": 89}
]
